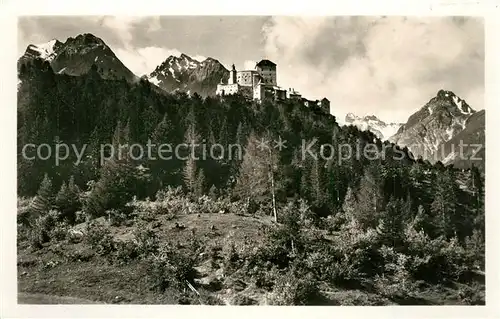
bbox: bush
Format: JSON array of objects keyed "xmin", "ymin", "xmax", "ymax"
[
  {"xmin": 464, "ymin": 230, "xmax": 485, "ymax": 270},
  {"xmin": 374, "ymin": 246, "xmax": 415, "ymax": 299},
  {"xmin": 268, "ymin": 271, "xmax": 323, "ymax": 305},
  {"xmin": 114, "ymin": 240, "xmax": 139, "ymax": 264},
  {"xmin": 253, "ymin": 265, "xmax": 280, "ymax": 291},
  {"xmin": 333, "ymin": 219, "xmax": 383, "ymax": 279},
  {"xmin": 106, "ymin": 209, "xmax": 129, "ymax": 226},
  {"xmin": 405, "ymin": 226, "xmax": 472, "ymax": 283},
  {"xmin": 49, "ymin": 222, "xmax": 69, "ymax": 242},
  {"xmin": 222, "ymin": 242, "xmax": 240, "ymax": 274},
  {"xmin": 133, "ymin": 226, "xmax": 159, "ymax": 257},
  {"xmin": 82, "ymin": 160, "xmax": 142, "ymax": 218},
  {"xmin": 146, "ymin": 246, "xmax": 197, "ymax": 292},
  {"xmin": 28, "ymin": 210, "xmax": 60, "ymax": 249},
  {"xmin": 85, "ymin": 222, "xmax": 115, "ymax": 256}
]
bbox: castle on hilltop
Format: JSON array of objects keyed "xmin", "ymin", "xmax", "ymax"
[{"xmin": 216, "ymin": 59, "xmax": 330, "ymax": 114}]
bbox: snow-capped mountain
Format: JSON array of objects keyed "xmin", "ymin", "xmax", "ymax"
[
  {"xmin": 18, "ymin": 33, "xmax": 137, "ymax": 82},
  {"xmin": 389, "ymin": 90, "xmax": 482, "ymax": 165},
  {"xmin": 148, "ymin": 54, "xmax": 228, "ymax": 96},
  {"xmin": 344, "ymin": 113, "xmax": 403, "ymax": 141},
  {"xmin": 22, "ymin": 39, "xmax": 63, "ymax": 62}
]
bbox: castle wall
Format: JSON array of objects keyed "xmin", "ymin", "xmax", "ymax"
[
  {"xmin": 216, "ymin": 83, "xmax": 239, "ymax": 96},
  {"xmin": 237, "ymin": 70, "xmax": 258, "ymax": 87}
]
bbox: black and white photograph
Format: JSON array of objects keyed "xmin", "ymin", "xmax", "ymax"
[{"xmin": 2, "ymin": 5, "xmax": 498, "ymax": 315}]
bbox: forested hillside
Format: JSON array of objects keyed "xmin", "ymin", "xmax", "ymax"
[{"xmin": 17, "ymin": 59, "xmax": 485, "ymax": 305}]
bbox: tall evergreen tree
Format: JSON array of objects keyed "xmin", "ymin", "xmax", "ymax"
[{"xmin": 30, "ymin": 173, "xmax": 54, "ymax": 217}]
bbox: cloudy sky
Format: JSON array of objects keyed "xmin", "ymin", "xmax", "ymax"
[{"xmin": 18, "ymin": 16, "xmax": 484, "ymax": 123}]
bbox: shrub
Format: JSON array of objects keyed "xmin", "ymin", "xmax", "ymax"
[
  {"xmin": 374, "ymin": 246, "xmax": 415, "ymax": 298},
  {"xmin": 75, "ymin": 211, "xmax": 88, "ymax": 224},
  {"xmin": 49, "ymin": 222, "xmax": 69, "ymax": 242},
  {"xmin": 28, "ymin": 210, "xmax": 59, "ymax": 249},
  {"xmin": 64, "ymin": 248, "xmax": 94, "ymax": 262},
  {"xmin": 106, "ymin": 209, "xmax": 129, "ymax": 226},
  {"xmin": 268, "ymin": 271, "xmax": 323, "ymax": 305},
  {"xmin": 132, "ymin": 227, "xmax": 159, "ymax": 257},
  {"xmin": 114, "ymin": 240, "xmax": 139, "ymax": 264},
  {"xmin": 146, "ymin": 245, "xmax": 197, "ymax": 292},
  {"xmin": 333, "ymin": 219, "xmax": 383, "ymax": 279},
  {"xmin": 405, "ymin": 226, "xmax": 472, "ymax": 283},
  {"xmin": 464, "ymin": 230, "xmax": 485, "ymax": 270},
  {"xmin": 458, "ymin": 283, "xmax": 485, "ymax": 305},
  {"xmin": 85, "ymin": 222, "xmax": 115, "ymax": 256},
  {"xmin": 253, "ymin": 265, "xmax": 280, "ymax": 291},
  {"xmin": 222, "ymin": 242, "xmax": 240, "ymax": 274}
]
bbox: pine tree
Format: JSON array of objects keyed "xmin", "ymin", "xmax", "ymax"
[
  {"xmin": 309, "ymin": 157, "xmax": 327, "ymax": 208},
  {"xmin": 377, "ymin": 197, "xmax": 405, "ymax": 248},
  {"xmin": 195, "ymin": 169, "xmax": 206, "ymax": 198},
  {"xmin": 30, "ymin": 173, "xmax": 54, "ymax": 217},
  {"xmin": 342, "ymin": 186, "xmax": 356, "ymax": 220},
  {"xmin": 55, "ymin": 181, "xmax": 68, "ymax": 210},
  {"xmin": 348, "ymin": 167, "xmax": 385, "ymax": 229},
  {"xmin": 234, "ymin": 131, "xmax": 279, "ymax": 220},
  {"xmin": 183, "ymin": 156, "xmax": 197, "ymax": 194},
  {"xmin": 150, "ymin": 114, "xmax": 172, "ymax": 145},
  {"xmin": 83, "ymin": 157, "xmax": 137, "ymax": 218},
  {"xmin": 55, "ymin": 176, "xmax": 81, "ymax": 223},
  {"xmin": 430, "ymin": 170, "xmax": 458, "ymax": 238}
]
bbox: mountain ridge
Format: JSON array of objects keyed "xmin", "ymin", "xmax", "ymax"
[
  {"xmin": 147, "ymin": 54, "xmax": 228, "ymax": 96},
  {"xmin": 389, "ymin": 89, "xmax": 484, "ymax": 168},
  {"xmin": 18, "ymin": 33, "xmax": 137, "ymax": 82}
]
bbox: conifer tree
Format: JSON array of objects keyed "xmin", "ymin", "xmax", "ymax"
[
  {"xmin": 349, "ymin": 167, "xmax": 385, "ymax": 229},
  {"xmin": 195, "ymin": 168, "xmax": 206, "ymax": 198},
  {"xmin": 234, "ymin": 131, "xmax": 279, "ymax": 220},
  {"xmin": 376, "ymin": 196, "xmax": 405, "ymax": 248},
  {"xmin": 31, "ymin": 173, "xmax": 54, "ymax": 217},
  {"xmin": 430, "ymin": 170, "xmax": 458, "ymax": 238},
  {"xmin": 55, "ymin": 176, "xmax": 81, "ymax": 223},
  {"xmin": 341, "ymin": 186, "xmax": 356, "ymax": 221},
  {"xmin": 183, "ymin": 156, "xmax": 197, "ymax": 194}
]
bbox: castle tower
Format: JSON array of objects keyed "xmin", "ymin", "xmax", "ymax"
[
  {"xmin": 255, "ymin": 60, "xmax": 277, "ymax": 86},
  {"xmin": 229, "ymin": 64, "xmax": 237, "ymax": 84}
]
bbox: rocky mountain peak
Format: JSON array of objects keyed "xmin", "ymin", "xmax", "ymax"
[
  {"xmin": 148, "ymin": 53, "xmax": 227, "ymax": 96},
  {"xmin": 390, "ymin": 90, "xmax": 479, "ymax": 163},
  {"xmin": 18, "ymin": 33, "xmax": 136, "ymax": 82}
]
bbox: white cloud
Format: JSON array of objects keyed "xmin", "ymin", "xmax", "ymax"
[
  {"xmin": 243, "ymin": 60, "xmax": 257, "ymax": 70},
  {"xmin": 98, "ymin": 16, "xmax": 161, "ymax": 48},
  {"xmin": 115, "ymin": 46, "xmax": 180, "ymax": 76},
  {"xmin": 262, "ymin": 17, "xmax": 484, "ymax": 123}
]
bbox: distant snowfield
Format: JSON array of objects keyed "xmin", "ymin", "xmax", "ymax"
[
  {"xmin": 30, "ymin": 39, "xmax": 58, "ymax": 61},
  {"xmin": 343, "ymin": 112, "xmax": 403, "ymax": 141}
]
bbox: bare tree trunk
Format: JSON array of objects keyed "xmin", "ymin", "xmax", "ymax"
[{"xmin": 269, "ymin": 147, "xmax": 277, "ymax": 223}]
